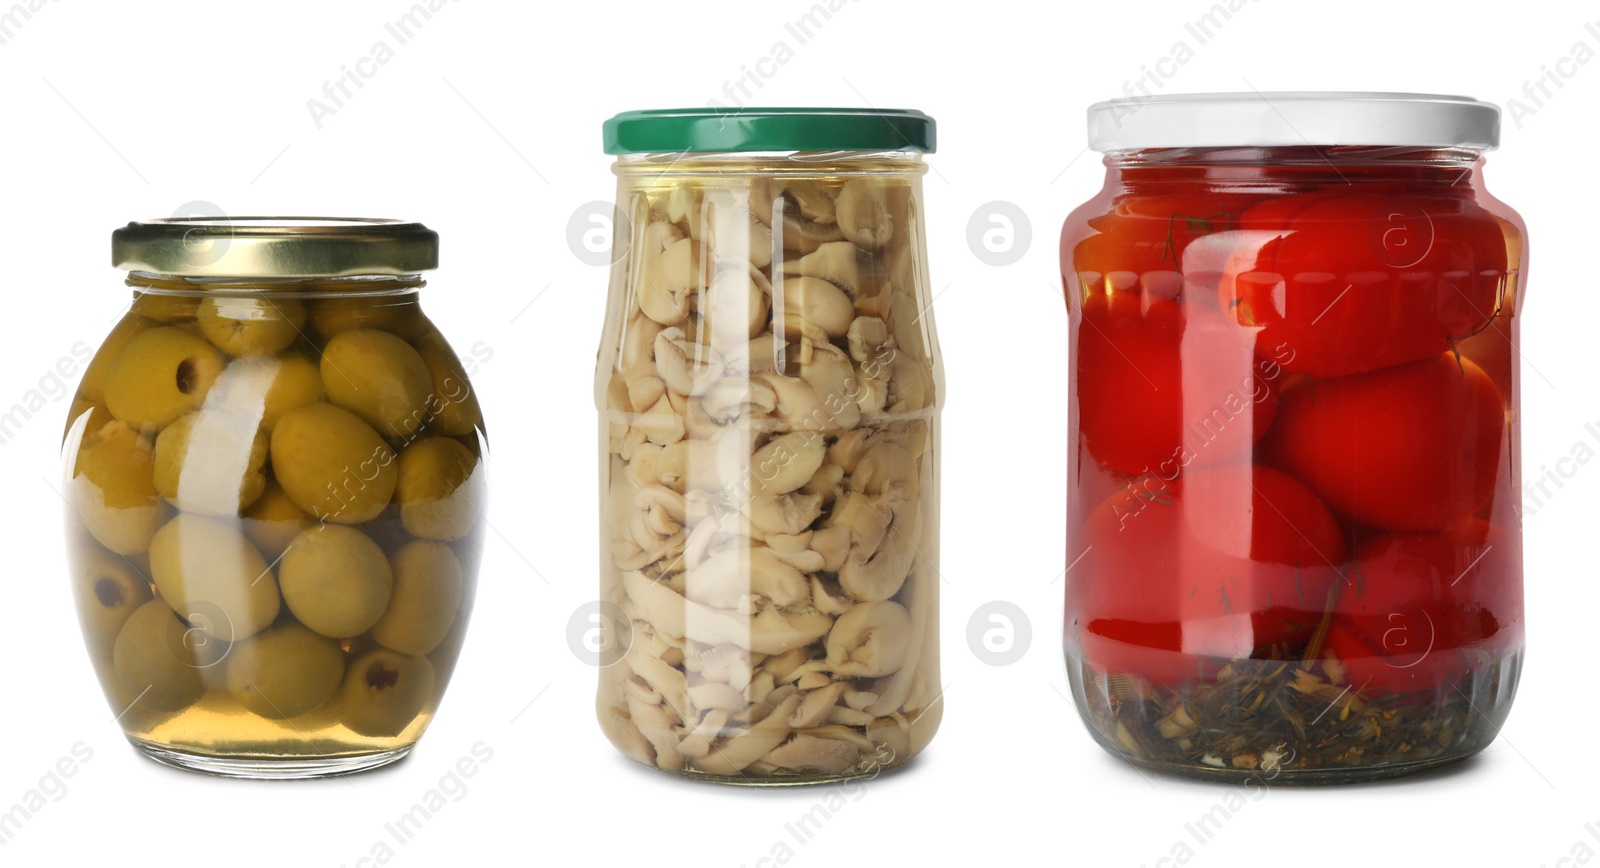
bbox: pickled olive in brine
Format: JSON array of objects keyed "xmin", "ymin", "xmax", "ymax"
[
  {"xmin": 595, "ymin": 109, "xmax": 943, "ymax": 783},
  {"xmin": 64, "ymin": 218, "xmax": 485, "ymax": 777},
  {"xmin": 1061, "ymin": 94, "xmax": 1525, "ymax": 783}
]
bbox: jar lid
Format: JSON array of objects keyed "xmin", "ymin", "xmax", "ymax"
[
  {"xmin": 602, "ymin": 107, "xmax": 936, "ymax": 155},
  {"xmin": 1086, "ymin": 92, "xmax": 1500, "ymax": 152},
  {"xmin": 111, "ymin": 217, "xmax": 439, "ymax": 278}
]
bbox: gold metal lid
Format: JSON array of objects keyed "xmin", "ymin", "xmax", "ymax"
[{"xmin": 111, "ymin": 217, "xmax": 439, "ymax": 278}]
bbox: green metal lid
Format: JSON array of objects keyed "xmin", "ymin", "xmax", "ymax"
[{"xmin": 603, "ymin": 107, "xmax": 936, "ymax": 155}]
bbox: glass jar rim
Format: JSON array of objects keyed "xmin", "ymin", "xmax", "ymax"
[
  {"xmin": 111, "ymin": 216, "xmax": 438, "ymax": 278},
  {"xmin": 1087, "ymin": 92, "xmax": 1500, "ymax": 153}
]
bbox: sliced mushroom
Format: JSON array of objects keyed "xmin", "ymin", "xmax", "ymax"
[
  {"xmin": 703, "ymin": 264, "xmax": 771, "ymax": 348},
  {"xmin": 836, "ymin": 179, "xmax": 894, "ymax": 249},
  {"xmin": 638, "ymin": 223, "xmax": 700, "ymax": 326},
  {"xmin": 697, "ymin": 644, "xmax": 755, "ymax": 692},
  {"xmin": 628, "ymin": 645, "xmax": 691, "ymax": 724},
  {"xmin": 847, "ymin": 316, "xmax": 894, "ymax": 366},
  {"xmin": 826, "ymin": 601, "xmax": 913, "ymax": 678},
  {"xmin": 799, "ymin": 342, "xmax": 863, "ymax": 431},
  {"xmin": 781, "ymin": 241, "xmax": 887, "ymax": 301},
  {"xmin": 677, "ymin": 708, "xmax": 731, "ymax": 759},
  {"xmin": 697, "ymin": 377, "xmax": 778, "ymax": 425},
  {"xmin": 751, "ymin": 431, "xmax": 827, "ymax": 496},
  {"xmin": 655, "ymin": 439, "xmax": 719, "ymax": 493},
  {"xmin": 752, "ymin": 371, "xmax": 829, "ymax": 430},
  {"xmin": 697, "ymin": 693, "xmax": 803, "ymax": 776},
  {"xmin": 654, "ymin": 327, "xmax": 725, "ymax": 397},
  {"xmin": 666, "ymin": 184, "xmax": 702, "ymax": 240},
  {"xmin": 635, "ymin": 395, "xmax": 685, "ymax": 446},
  {"xmin": 837, "ymin": 496, "xmax": 918, "ymax": 602},
  {"xmin": 764, "ymin": 734, "xmax": 859, "ymax": 775},
  {"xmin": 627, "ymin": 692, "xmax": 684, "ymax": 771},
  {"xmin": 685, "ymin": 546, "xmax": 811, "ymax": 610},
  {"xmin": 789, "ymin": 681, "xmax": 850, "ymax": 729},
  {"xmin": 811, "ymin": 573, "xmax": 854, "ymax": 616},
  {"xmin": 745, "ymin": 491, "xmax": 823, "ymax": 536},
  {"xmin": 778, "ymin": 276, "xmax": 855, "ymax": 338}
]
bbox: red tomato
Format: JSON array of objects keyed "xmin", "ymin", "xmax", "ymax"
[
  {"xmin": 1218, "ymin": 193, "xmax": 1508, "ymax": 377},
  {"xmin": 1265, "ymin": 352, "xmax": 1505, "ymax": 532},
  {"xmin": 1067, "ymin": 466, "xmax": 1346, "ymax": 686},
  {"xmin": 1075, "ymin": 291, "xmax": 1279, "ymax": 477},
  {"xmin": 1321, "ymin": 521, "xmax": 1518, "ymax": 696}
]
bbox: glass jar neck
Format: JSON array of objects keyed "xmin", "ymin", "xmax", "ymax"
[
  {"xmin": 125, "ymin": 272, "xmax": 425, "ymax": 296},
  {"xmin": 1103, "ymin": 146, "xmax": 1486, "ymax": 190}
]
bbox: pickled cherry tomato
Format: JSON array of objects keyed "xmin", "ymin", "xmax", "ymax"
[
  {"xmin": 1075, "ymin": 292, "xmax": 1278, "ymax": 477},
  {"xmin": 1322, "ymin": 521, "xmax": 1514, "ymax": 696},
  {"xmin": 1265, "ymin": 352, "xmax": 1504, "ymax": 531},
  {"xmin": 1069, "ymin": 465, "xmax": 1345, "ymax": 684},
  {"xmin": 1219, "ymin": 194, "xmax": 1507, "ymax": 377}
]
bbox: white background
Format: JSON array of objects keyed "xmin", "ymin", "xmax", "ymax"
[{"xmin": 1, "ymin": 1, "xmax": 1596, "ymax": 866}]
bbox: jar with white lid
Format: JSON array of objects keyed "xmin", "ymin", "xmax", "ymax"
[{"xmin": 1060, "ymin": 94, "xmax": 1526, "ymax": 782}]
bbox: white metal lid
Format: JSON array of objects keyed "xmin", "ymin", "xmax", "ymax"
[{"xmin": 1087, "ymin": 92, "xmax": 1500, "ymax": 152}]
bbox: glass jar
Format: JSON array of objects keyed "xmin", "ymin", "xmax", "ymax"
[
  {"xmin": 63, "ymin": 217, "xmax": 487, "ymax": 778},
  {"xmin": 1060, "ymin": 94, "xmax": 1526, "ymax": 782},
  {"xmin": 593, "ymin": 108, "xmax": 943, "ymax": 783}
]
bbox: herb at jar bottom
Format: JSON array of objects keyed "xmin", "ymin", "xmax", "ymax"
[{"xmin": 1073, "ymin": 651, "xmax": 1519, "ymax": 780}]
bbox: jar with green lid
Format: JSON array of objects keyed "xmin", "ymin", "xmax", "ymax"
[
  {"xmin": 63, "ymin": 217, "xmax": 486, "ymax": 778},
  {"xmin": 593, "ymin": 108, "xmax": 944, "ymax": 783}
]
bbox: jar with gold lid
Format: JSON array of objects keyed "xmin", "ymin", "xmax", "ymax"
[{"xmin": 63, "ymin": 217, "xmax": 486, "ymax": 778}]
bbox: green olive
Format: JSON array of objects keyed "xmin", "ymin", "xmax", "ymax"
[
  {"xmin": 197, "ymin": 296, "xmax": 307, "ymax": 358},
  {"xmin": 310, "ymin": 296, "xmax": 428, "ymax": 339},
  {"xmin": 103, "ymin": 327, "xmax": 226, "ymax": 430},
  {"xmin": 130, "ymin": 292, "xmax": 200, "ymax": 324},
  {"xmin": 257, "ymin": 352, "xmax": 323, "ymax": 430},
  {"xmin": 270, "ymin": 402, "xmax": 397, "ymax": 523},
  {"xmin": 152, "ymin": 410, "xmax": 268, "ymax": 515},
  {"xmin": 339, "ymin": 646, "xmax": 435, "ymax": 737},
  {"xmin": 112, "ymin": 598, "xmax": 223, "ymax": 712},
  {"xmin": 148, "ymin": 514, "xmax": 280, "ymax": 642},
  {"xmin": 320, "ymin": 329, "xmax": 433, "ymax": 438},
  {"xmin": 79, "ymin": 314, "xmax": 160, "ymax": 406},
  {"xmin": 369, "ymin": 541, "xmax": 464, "ymax": 656},
  {"xmin": 225, "ymin": 621, "xmax": 345, "ymax": 719},
  {"xmin": 279, "ymin": 524, "xmax": 393, "ymax": 638},
  {"xmin": 242, "ymin": 480, "xmax": 312, "ymax": 560},
  {"xmin": 396, "ymin": 437, "xmax": 483, "ymax": 540},
  {"xmin": 412, "ymin": 333, "xmax": 483, "ymax": 437},
  {"xmin": 63, "ymin": 399, "xmax": 112, "ymax": 444},
  {"xmin": 72, "ymin": 546, "xmax": 153, "ymax": 657},
  {"xmin": 71, "ymin": 420, "xmax": 164, "ymax": 555}
]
